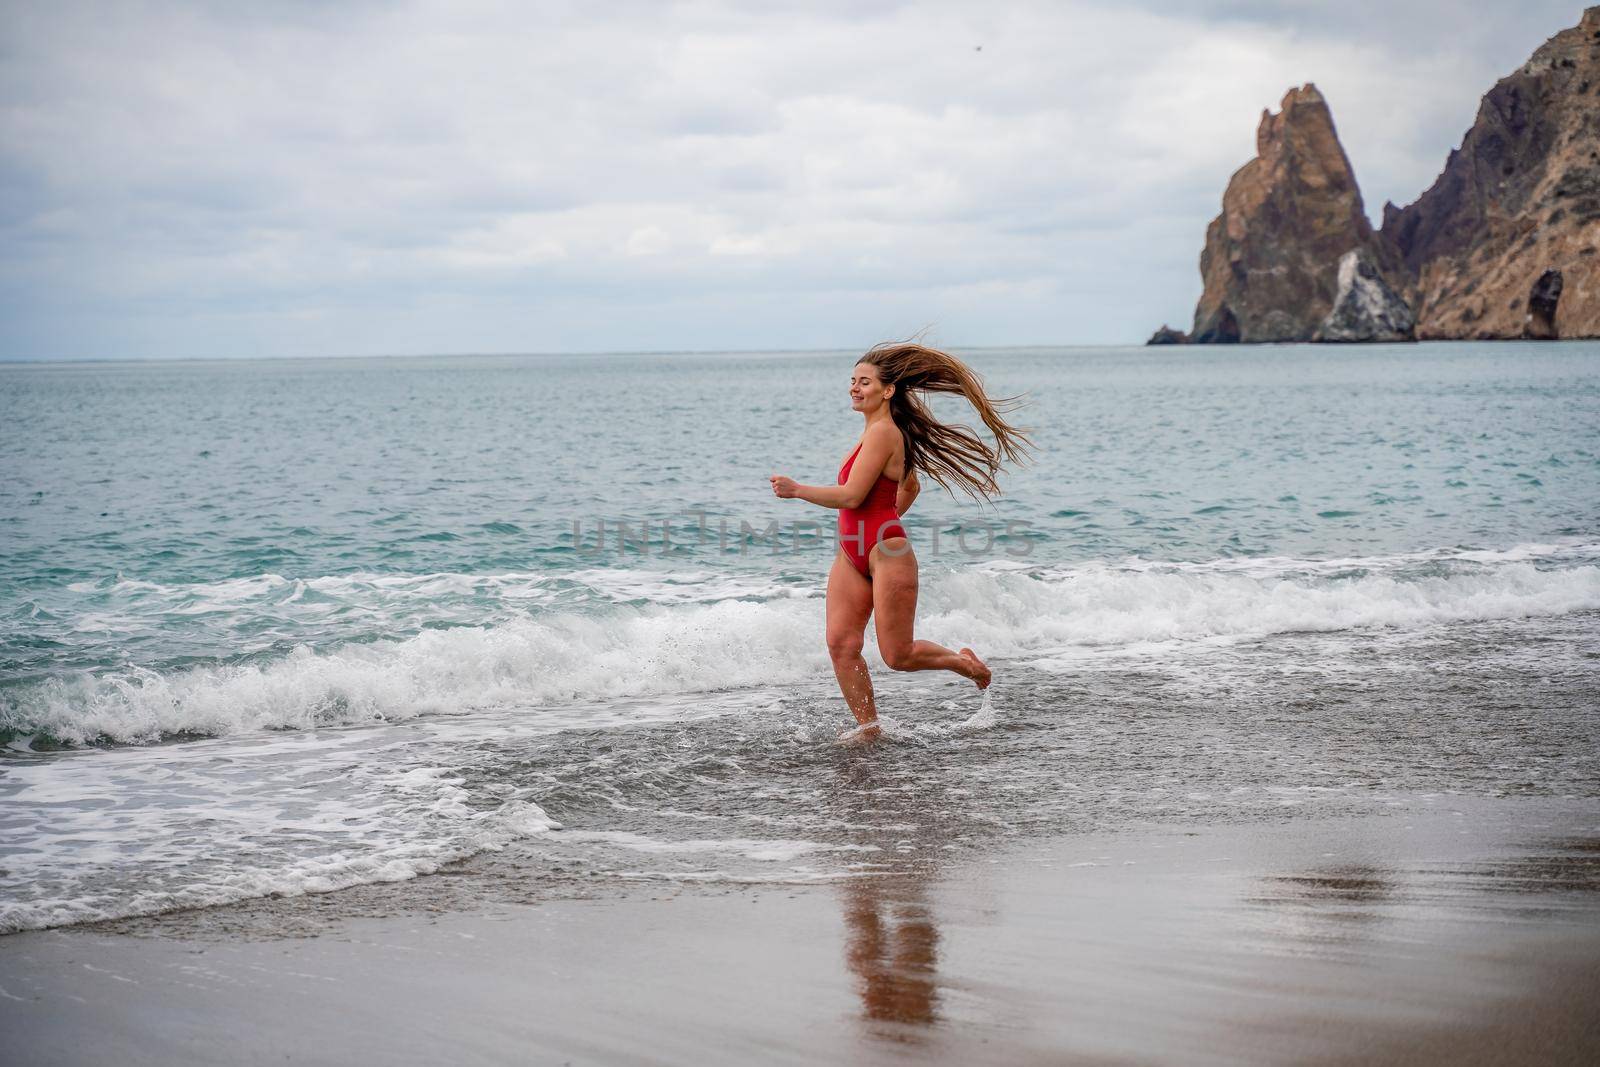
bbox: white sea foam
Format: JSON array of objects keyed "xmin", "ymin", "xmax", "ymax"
[
  {"xmin": 554, "ymin": 830, "xmax": 879, "ymax": 862},
  {"xmin": 5, "ymin": 544, "xmax": 1598, "ymax": 745},
  {"xmin": 0, "ymin": 722, "xmax": 564, "ymax": 935},
  {"xmin": 5, "ymin": 544, "xmax": 1595, "ymax": 933},
  {"xmin": 931, "ymin": 553, "xmax": 1600, "ymax": 654},
  {"xmin": 4, "ymin": 599, "xmax": 830, "ymax": 744},
  {"xmin": 0, "ymin": 808, "xmax": 556, "ymax": 935}
]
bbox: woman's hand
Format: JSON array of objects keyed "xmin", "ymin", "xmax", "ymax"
[{"xmin": 769, "ymin": 475, "xmax": 800, "ymax": 499}]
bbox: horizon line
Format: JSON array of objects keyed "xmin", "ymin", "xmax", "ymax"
[
  {"xmin": 0, "ymin": 342, "xmax": 1155, "ymax": 367},
  {"xmin": 5, "ymin": 338, "xmax": 1593, "ymax": 368}
]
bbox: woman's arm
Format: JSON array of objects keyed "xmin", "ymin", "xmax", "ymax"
[
  {"xmin": 770, "ymin": 423, "xmax": 899, "ymax": 510},
  {"xmin": 895, "ymin": 470, "xmax": 920, "ymax": 514}
]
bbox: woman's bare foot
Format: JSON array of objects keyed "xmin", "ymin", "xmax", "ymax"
[
  {"xmin": 959, "ymin": 648, "xmax": 992, "ymax": 690},
  {"xmin": 837, "ymin": 720, "xmax": 882, "ymax": 745}
]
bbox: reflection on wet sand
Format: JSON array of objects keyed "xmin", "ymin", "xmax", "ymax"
[
  {"xmin": 1241, "ymin": 863, "xmax": 1405, "ymax": 957},
  {"xmin": 1244, "ymin": 837, "xmax": 1600, "ymax": 956},
  {"xmin": 1248, "ymin": 864, "xmax": 1400, "ymax": 927},
  {"xmin": 841, "ymin": 876, "xmax": 940, "ymax": 1031},
  {"xmin": 1449, "ymin": 838, "xmax": 1600, "ymax": 896},
  {"xmin": 820, "ymin": 747, "xmax": 961, "ymax": 1037},
  {"xmin": 1267, "ymin": 868, "xmax": 1396, "ymax": 904}
]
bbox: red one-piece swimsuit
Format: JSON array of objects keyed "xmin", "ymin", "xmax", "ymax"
[{"xmin": 837, "ymin": 442, "xmax": 907, "ymax": 577}]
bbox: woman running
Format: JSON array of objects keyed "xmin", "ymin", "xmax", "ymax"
[{"xmin": 769, "ymin": 342, "xmax": 1031, "ymax": 739}]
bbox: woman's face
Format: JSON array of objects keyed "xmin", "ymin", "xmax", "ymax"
[{"xmin": 850, "ymin": 363, "xmax": 892, "ymax": 412}]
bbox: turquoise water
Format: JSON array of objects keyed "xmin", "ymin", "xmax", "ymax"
[
  {"xmin": 5, "ymin": 344, "xmax": 1595, "ymax": 581},
  {"xmin": 2, "ymin": 343, "xmax": 1598, "ymax": 931}
]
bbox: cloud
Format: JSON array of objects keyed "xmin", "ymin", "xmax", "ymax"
[{"xmin": 0, "ymin": 0, "xmax": 1582, "ymax": 358}]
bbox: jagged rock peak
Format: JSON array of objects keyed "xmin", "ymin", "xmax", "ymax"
[
  {"xmin": 1256, "ymin": 84, "xmax": 1326, "ymax": 155},
  {"xmin": 1187, "ymin": 83, "xmax": 1409, "ymax": 344}
]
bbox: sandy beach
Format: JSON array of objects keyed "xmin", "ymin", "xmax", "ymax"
[{"xmin": 4, "ymin": 797, "xmax": 1598, "ymax": 1065}]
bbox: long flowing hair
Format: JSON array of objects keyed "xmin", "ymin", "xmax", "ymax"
[{"xmin": 857, "ymin": 342, "xmax": 1032, "ymax": 501}]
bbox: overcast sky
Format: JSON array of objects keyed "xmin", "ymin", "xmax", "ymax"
[{"xmin": 0, "ymin": 1, "xmax": 1582, "ymax": 360}]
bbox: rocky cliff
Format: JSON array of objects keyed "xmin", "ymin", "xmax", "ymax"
[
  {"xmin": 1380, "ymin": 6, "xmax": 1600, "ymax": 339},
  {"xmin": 1187, "ymin": 85, "xmax": 1410, "ymax": 343},
  {"xmin": 1162, "ymin": 7, "xmax": 1600, "ymax": 344}
]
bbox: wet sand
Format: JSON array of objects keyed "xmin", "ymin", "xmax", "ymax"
[{"xmin": 3, "ymin": 799, "xmax": 1598, "ymax": 1065}]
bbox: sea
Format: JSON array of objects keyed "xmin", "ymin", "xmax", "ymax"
[{"xmin": 2, "ymin": 342, "xmax": 1598, "ymax": 934}]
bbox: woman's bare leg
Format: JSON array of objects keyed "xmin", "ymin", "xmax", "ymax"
[
  {"xmin": 826, "ymin": 550, "xmax": 879, "ymax": 728},
  {"xmin": 869, "ymin": 540, "xmax": 991, "ymax": 689}
]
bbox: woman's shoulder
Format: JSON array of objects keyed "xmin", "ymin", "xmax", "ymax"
[
  {"xmin": 867, "ymin": 420, "xmax": 907, "ymax": 478},
  {"xmin": 865, "ymin": 420, "xmax": 901, "ymax": 445}
]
